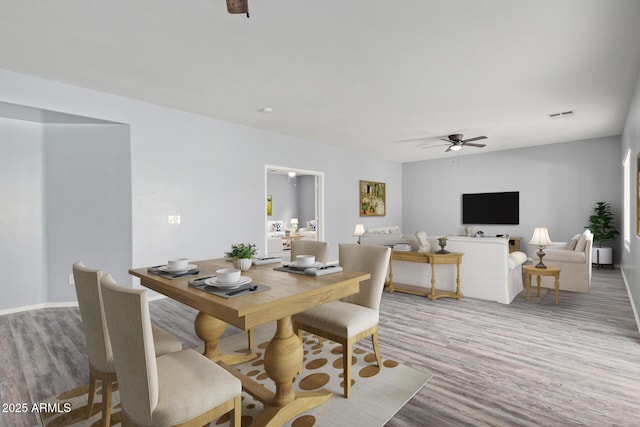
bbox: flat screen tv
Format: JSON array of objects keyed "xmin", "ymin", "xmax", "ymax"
[{"xmin": 462, "ymin": 191, "xmax": 519, "ymax": 225}]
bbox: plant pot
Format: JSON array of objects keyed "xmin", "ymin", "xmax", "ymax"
[
  {"xmin": 591, "ymin": 246, "xmax": 613, "ymax": 267},
  {"xmin": 233, "ymin": 258, "xmax": 252, "ymax": 271}
]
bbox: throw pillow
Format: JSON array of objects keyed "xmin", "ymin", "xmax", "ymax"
[
  {"xmin": 565, "ymin": 233, "xmax": 580, "ymax": 250},
  {"xmin": 575, "ymin": 231, "xmax": 589, "ymax": 252}
]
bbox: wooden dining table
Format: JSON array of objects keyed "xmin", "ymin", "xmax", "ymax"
[{"xmin": 130, "ymin": 258, "xmax": 370, "ymax": 427}]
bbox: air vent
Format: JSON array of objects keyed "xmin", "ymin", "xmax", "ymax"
[{"xmin": 548, "ymin": 110, "xmax": 575, "ymax": 119}]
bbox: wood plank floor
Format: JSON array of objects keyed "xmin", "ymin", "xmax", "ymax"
[{"xmin": 1, "ymin": 268, "xmax": 639, "ymax": 426}]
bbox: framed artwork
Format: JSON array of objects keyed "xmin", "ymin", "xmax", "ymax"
[
  {"xmin": 360, "ymin": 180, "xmax": 386, "ymax": 216},
  {"xmin": 267, "ymin": 195, "xmax": 273, "ymax": 216}
]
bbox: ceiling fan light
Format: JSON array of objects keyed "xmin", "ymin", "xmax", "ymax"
[{"xmin": 450, "ymin": 144, "xmax": 462, "ymax": 151}]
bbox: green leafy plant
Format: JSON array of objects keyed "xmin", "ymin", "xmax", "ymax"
[
  {"xmin": 226, "ymin": 243, "xmax": 256, "ymax": 260},
  {"xmin": 586, "ymin": 202, "xmax": 619, "ymax": 247}
]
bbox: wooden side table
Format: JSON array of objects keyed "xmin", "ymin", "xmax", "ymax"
[
  {"xmin": 426, "ymin": 252, "xmax": 464, "ymax": 300},
  {"xmin": 523, "ymin": 265, "xmax": 561, "ymax": 304}
]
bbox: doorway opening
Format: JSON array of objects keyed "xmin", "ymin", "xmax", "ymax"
[{"xmin": 264, "ymin": 165, "xmax": 324, "ymax": 258}]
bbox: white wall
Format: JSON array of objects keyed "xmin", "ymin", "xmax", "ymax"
[
  {"xmin": 622, "ymin": 67, "xmax": 640, "ymax": 322},
  {"xmin": 0, "ymin": 118, "xmax": 47, "ymax": 308},
  {"xmin": 43, "ymin": 124, "xmax": 131, "ymax": 303},
  {"xmin": 0, "ymin": 69, "xmax": 403, "ymax": 308},
  {"xmin": 402, "ymin": 136, "xmax": 622, "ymax": 258}
]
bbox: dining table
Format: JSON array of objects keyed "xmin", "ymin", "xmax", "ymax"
[{"xmin": 129, "ymin": 258, "xmax": 370, "ymax": 427}]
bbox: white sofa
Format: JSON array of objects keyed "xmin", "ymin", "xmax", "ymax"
[
  {"xmin": 359, "ymin": 227, "xmax": 527, "ymax": 304},
  {"xmin": 536, "ymin": 230, "xmax": 593, "ymax": 292}
]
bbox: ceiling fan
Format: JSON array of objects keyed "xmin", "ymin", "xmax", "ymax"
[
  {"xmin": 423, "ymin": 134, "xmax": 488, "ymax": 152},
  {"xmin": 227, "ymin": 0, "xmax": 250, "ymax": 17}
]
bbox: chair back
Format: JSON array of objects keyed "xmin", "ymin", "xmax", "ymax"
[
  {"xmin": 338, "ymin": 243, "xmax": 391, "ymax": 310},
  {"xmin": 100, "ymin": 274, "xmax": 158, "ymax": 425},
  {"xmin": 72, "ymin": 261, "xmax": 113, "ymax": 373},
  {"xmin": 291, "ymin": 240, "xmax": 330, "ymax": 263}
]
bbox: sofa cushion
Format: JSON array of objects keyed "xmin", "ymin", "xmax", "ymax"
[
  {"xmin": 507, "ymin": 251, "xmax": 527, "ymax": 270},
  {"xmin": 544, "ymin": 248, "xmax": 586, "ymax": 263},
  {"xmin": 565, "ymin": 233, "xmax": 580, "ymax": 250},
  {"xmin": 366, "ymin": 226, "xmax": 401, "ymax": 235},
  {"xmin": 575, "ymin": 230, "xmax": 589, "ymax": 252}
]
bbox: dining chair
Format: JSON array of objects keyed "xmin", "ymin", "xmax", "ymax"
[
  {"xmin": 72, "ymin": 261, "xmax": 183, "ymax": 427},
  {"xmin": 292, "ymin": 243, "xmax": 391, "ymax": 398},
  {"xmin": 100, "ymin": 274, "xmax": 242, "ymax": 427},
  {"xmin": 290, "ymin": 240, "xmax": 330, "ymax": 263},
  {"xmin": 246, "ymin": 240, "xmax": 330, "ymax": 351}
]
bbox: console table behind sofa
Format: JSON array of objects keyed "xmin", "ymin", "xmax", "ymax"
[{"xmin": 359, "ymin": 229, "xmax": 527, "ymax": 304}]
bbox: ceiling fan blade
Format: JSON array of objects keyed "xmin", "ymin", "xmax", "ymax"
[
  {"xmin": 440, "ymin": 138, "xmax": 454, "ymax": 143},
  {"xmin": 445, "ymin": 146, "xmax": 452, "ymax": 152},
  {"xmin": 464, "ymin": 143, "xmax": 486, "ymax": 148},
  {"xmin": 461, "ymin": 136, "xmax": 487, "ymax": 143},
  {"xmin": 422, "ymin": 143, "xmax": 449, "ymax": 150}
]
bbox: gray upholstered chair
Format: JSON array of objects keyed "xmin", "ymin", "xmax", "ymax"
[
  {"xmin": 290, "ymin": 240, "xmax": 330, "ymax": 263},
  {"xmin": 72, "ymin": 261, "xmax": 182, "ymax": 427},
  {"xmin": 100, "ymin": 274, "xmax": 242, "ymax": 427},
  {"xmin": 292, "ymin": 243, "xmax": 391, "ymax": 398}
]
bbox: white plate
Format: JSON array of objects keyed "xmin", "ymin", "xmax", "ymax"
[
  {"xmin": 159, "ymin": 264, "xmax": 198, "ymax": 273},
  {"xmin": 204, "ymin": 276, "xmax": 252, "ymax": 289},
  {"xmin": 288, "ymin": 261, "xmax": 324, "ymax": 269}
]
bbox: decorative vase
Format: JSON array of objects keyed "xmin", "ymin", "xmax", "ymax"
[
  {"xmin": 465, "ymin": 226, "xmax": 473, "ymax": 237},
  {"xmin": 233, "ymin": 258, "xmax": 252, "ymax": 271},
  {"xmin": 436, "ymin": 238, "xmax": 449, "ymax": 254}
]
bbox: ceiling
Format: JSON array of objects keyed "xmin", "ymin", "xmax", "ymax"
[{"xmin": 2, "ymin": 0, "xmax": 640, "ymax": 163}]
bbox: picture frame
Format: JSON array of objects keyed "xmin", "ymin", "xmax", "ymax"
[
  {"xmin": 360, "ymin": 180, "xmax": 386, "ymax": 216},
  {"xmin": 267, "ymin": 195, "xmax": 273, "ymax": 216}
]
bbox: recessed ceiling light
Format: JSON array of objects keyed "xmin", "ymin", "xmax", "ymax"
[{"xmin": 259, "ymin": 107, "xmax": 273, "ymax": 113}]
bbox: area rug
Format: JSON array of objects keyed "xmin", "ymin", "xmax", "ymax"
[{"xmin": 40, "ymin": 323, "xmax": 432, "ymax": 426}]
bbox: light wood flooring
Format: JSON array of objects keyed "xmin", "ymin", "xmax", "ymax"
[{"xmin": 1, "ymin": 268, "xmax": 639, "ymax": 426}]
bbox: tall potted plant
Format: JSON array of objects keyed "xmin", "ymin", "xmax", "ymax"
[{"xmin": 586, "ymin": 201, "xmax": 618, "ymax": 267}]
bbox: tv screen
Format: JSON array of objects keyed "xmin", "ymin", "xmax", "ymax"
[{"xmin": 462, "ymin": 191, "xmax": 519, "ymax": 225}]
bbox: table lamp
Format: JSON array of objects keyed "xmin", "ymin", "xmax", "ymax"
[
  {"xmin": 353, "ymin": 224, "xmax": 365, "ymax": 244},
  {"xmin": 529, "ymin": 227, "xmax": 553, "ymax": 268}
]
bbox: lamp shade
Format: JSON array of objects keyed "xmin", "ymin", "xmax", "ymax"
[
  {"xmin": 529, "ymin": 227, "xmax": 552, "ymax": 246},
  {"xmin": 353, "ymin": 224, "xmax": 365, "ymax": 236}
]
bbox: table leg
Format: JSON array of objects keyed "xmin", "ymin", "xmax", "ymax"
[
  {"xmin": 525, "ymin": 272, "xmax": 531, "ymax": 302},
  {"xmin": 536, "ymin": 275, "xmax": 542, "ymax": 297},
  {"xmin": 233, "ymin": 316, "xmax": 332, "ymax": 427},
  {"xmin": 388, "ymin": 259, "xmax": 395, "ymax": 293},
  {"xmin": 554, "ymin": 273, "xmax": 560, "ymax": 304},
  {"xmin": 194, "ymin": 311, "xmax": 257, "ymax": 364},
  {"xmin": 455, "ymin": 262, "xmax": 462, "ymax": 298},
  {"xmin": 429, "ymin": 263, "xmax": 437, "ymax": 299}
]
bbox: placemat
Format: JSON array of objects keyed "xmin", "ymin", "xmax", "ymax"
[
  {"xmin": 188, "ymin": 280, "xmax": 270, "ymax": 298},
  {"xmin": 147, "ymin": 266, "xmax": 212, "ymax": 280}
]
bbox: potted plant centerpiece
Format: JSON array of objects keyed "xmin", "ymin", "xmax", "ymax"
[
  {"xmin": 226, "ymin": 243, "xmax": 256, "ymax": 271},
  {"xmin": 586, "ymin": 201, "xmax": 619, "ymax": 268}
]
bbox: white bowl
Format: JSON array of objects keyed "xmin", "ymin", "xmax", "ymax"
[
  {"xmin": 296, "ymin": 255, "xmax": 316, "ymax": 267},
  {"xmin": 168, "ymin": 258, "xmax": 189, "ymax": 271},
  {"xmin": 216, "ymin": 268, "xmax": 241, "ymax": 285}
]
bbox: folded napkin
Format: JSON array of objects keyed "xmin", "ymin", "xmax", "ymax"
[
  {"xmin": 274, "ymin": 265, "xmax": 343, "ymax": 276},
  {"xmin": 253, "ymin": 257, "xmax": 282, "ymax": 265},
  {"xmin": 303, "ymin": 265, "xmax": 343, "ymax": 276}
]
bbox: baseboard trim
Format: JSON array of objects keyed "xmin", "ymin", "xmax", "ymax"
[
  {"xmin": 0, "ymin": 294, "xmax": 167, "ymax": 316},
  {"xmin": 620, "ymin": 267, "xmax": 640, "ymax": 334},
  {"xmin": 0, "ymin": 301, "xmax": 78, "ymax": 316}
]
